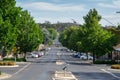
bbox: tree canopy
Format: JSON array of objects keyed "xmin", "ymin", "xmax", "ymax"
[
  {"xmin": 0, "ymin": 0, "xmax": 43, "ymax": 56},
  {"xmin": 59, "ymin": 8, "xmax": 117, "ymax": 61}
]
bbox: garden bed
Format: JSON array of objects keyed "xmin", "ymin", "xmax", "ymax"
[
  {"xmin": 111, "ymin": 64, "xmax": 120, "ymax": 69},
  {"xmin": 0, "ymin": 61, "xmax": 16, "ymax": 66}
]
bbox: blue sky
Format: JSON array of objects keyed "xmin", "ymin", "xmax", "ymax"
[{"xmin": 16, "ymin": 0, "xmax": 120, "ymax": 26}]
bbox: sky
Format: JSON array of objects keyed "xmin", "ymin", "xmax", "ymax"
[{"xmin": 16, "ymin": 0, "xmax": 120, "ymax": 26}]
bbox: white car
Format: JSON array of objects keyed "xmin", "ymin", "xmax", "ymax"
[
  {"xmin": 27, "ymin": 53, "xmax": 38, "ymax": 58},
  {"xmin": 80, "ymin": 55, "xmax": 93, "ymax": 60}
]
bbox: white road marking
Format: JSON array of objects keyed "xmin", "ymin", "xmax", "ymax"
[
  {"xmin": 101, "ymin": 69, "xmax": 120, "ymax": 79},
  {"xmin": 12, "ymin": 62, "xmax": 31, "ymax": 76}
]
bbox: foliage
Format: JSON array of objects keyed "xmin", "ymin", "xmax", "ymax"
[
  {"xmin": 17, "ymin": 10, "xmax": 43, "ymax": 53},
  {"xmin": 59, "ymin": 26, "xmax": 77, "ymax": 47},
  {"xmin": 59, "ymin": 8, "xmax": 117, "ymax": 62},
  {"xmin": 94, "ymin": 60, "xmax": 117, "ymax": 64},
  {"xmin": 0, "ymin": 61, "xmax": 16, "ymax": 66},
  {"xmin": 47, "ymin": 28, "xmax": 57, "ymax": 40},
  {"xmin": 0, "ymin": 71, "xmax": 1, "ymax": 75},
  {"xmin": 82, "ymin": 9, "xmax": 117, "ymax": 59},
  {"xmin": 3, "ymin": 58, "xmax": 26, "ymax": 62},
  {"xmin": 111, "ymin": 64, "xmax": 120, "ymax": 69},
  {"xmin": 42, "ymin": 28, "xmax": 52, "ymax": 44},
  {"xmin": 0, "ymin": 0, "xmax": 43, "ymax": 56},
  {"xmin": 107, "ymin": 28, "xmax": 120, "ymax": 44}
]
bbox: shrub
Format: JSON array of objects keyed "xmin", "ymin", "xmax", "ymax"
[
  {"xmin": 111, "ymin": 64, "xmax": 120, "ymax": 69},
  {"xmin": 0, "ymin": 61, "xmax": 16, "ymax": 66},
  {"xmin": 94, "ymin": 60, "xmax": 117, "ymax": 64},
  {"xmin": 3, "ymin": 58, "xmax": 26, "ymax": 62},
  {"xmin": 0, "ymin": 71, "xmax": 1, "ymax": 75},
  {"xmin": 0, "ymin": 62, "xmax": 3, "ymax": 65}
]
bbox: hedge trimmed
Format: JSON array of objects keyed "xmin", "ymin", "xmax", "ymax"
[
  {"xmin": 0, "ymin": 71, "xmax": 1, "ymax": 75},
  {"xmin": 94, "ymin": 60, "xmax": 117, "ymax": 64},
  {"xmin": 111, "ymin": 64, "xmax": 120, "ymax": 69},
  {"xmin": 0, "ymin": 61, "xmax": 16, "ymax": 66},
  {"xmin": 3, "ymin": 58, "xmax": 26, "ymax": 62}
]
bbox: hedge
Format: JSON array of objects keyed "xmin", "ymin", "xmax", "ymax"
[
  {"xmin": 0, "ymin": 71, "xmax": 1, "ymax": 75},
  {"xmin": 94, "ymin": 60, "xmax": 117, "ymax": 64},
  {"xmin": 3, "ymin": 58, "xmax": 26, "ymax": 62},
  {"xmin": 0, "ymin": 61, "xmax": 16, "ymax": 66},
  {"xmin": 111, "ymin": 64, "xmax": 120, "ymax": 69}
]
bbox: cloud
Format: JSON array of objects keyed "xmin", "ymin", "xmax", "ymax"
[
  {"xmin": 18, "ymin": 2, "xmax": 86, "ymax": 12},
  {"xmin": 98, "ymin": 0, "xmax": 120, "ymax": 8}
]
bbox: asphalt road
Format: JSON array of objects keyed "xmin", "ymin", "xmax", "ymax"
[{"xmin": 1, "ymin": 46, "xmax": 120, "ymax": 80}]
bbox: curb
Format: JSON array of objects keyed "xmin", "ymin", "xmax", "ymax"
[
  {"xmin": 0, "ymin": 65, "xmax": 19, "ymax": 68},
  {"xmin": 53, "ymin": 71, "xmax": 78, "ymax": 80},
  {"xmin": 0, "ymin": 73, "xmax": 11, "ymax": 80}
]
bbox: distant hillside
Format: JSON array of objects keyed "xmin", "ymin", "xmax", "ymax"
[{"xmin": 38, "ymin": 22, "xmax": 80, "ymax": 32}]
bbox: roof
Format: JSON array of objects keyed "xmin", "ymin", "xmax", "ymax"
[{"xmin": 114, "ymin": 44, "xmax": 120, "ymax": 51}]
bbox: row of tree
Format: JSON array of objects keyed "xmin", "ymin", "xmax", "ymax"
[
  {"xmin": 59, "ymin": 9, "xmax": 117, "ymax": 62},
  {"xmin": 0, "ymin": 0, "xmax": 43, "ymax": 56},
  {"xmin": 42, "ymin": 28, "xmax": 57, "ymax": 45}
]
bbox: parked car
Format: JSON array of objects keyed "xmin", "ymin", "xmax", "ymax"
[
  {"xmin": 72, "ymin": 53, "xmax": 80, "ymax": 58},
  {"xmin": 27, "ymin": 53, "xmax": 38, "ymax": 58},
  {"xmin": 80, "ymin": 55, "xmax": 93, "ymax": 60},
  {"xmin": 37, "ymin": 52, "xmax": 44, "ymax": 57}
]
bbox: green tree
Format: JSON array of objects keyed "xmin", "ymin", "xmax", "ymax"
[
  {"xmin": 83, "ymin": 9, "xmax": 117, "ymax": 61},
  {"xmin": 0, "ymin": 0, "xmax": 19, "ymax": 55},
  {"xmin": 47, "ymin": 28, "xmax": 57, "ymax": 40},
  {"xmin": 17, "ymin": 10, "xmax": 43, "ymax": 53},
  {"xmin": 0, "ymin": 0, "xmax": 43, "ymax": 57},
  {"xmin": 59, "ymin": 26, "xmax": 77, "ymax": 47}
]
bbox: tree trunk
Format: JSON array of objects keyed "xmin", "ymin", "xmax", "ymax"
[{"xmin": 93, "ymin": 52, "xmax": 95, "ymax": 63}]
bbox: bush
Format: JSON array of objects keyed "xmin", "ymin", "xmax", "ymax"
[
  {"xmin": 0, "ymin": 61, "xmax": 16, "ymax": 66},
  {"xmin": 0, "ymin": 71, "xmax": 1, "ymax": 75},
  {"xmin": 94, "ymin": 60, "xmax": 117, "ymax": 64},
  {"xmin": 111, "ymin": 64, "xmax": 120, "ymax": 69},
  {"xmin": 3, "ymin": 58, "xmax": 26, "ymax": 62}
]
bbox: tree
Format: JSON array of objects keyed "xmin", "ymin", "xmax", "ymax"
[
  {"xmin": 47, "ymin": 28, "xmax": 57, "ymax": 40},
  {"xmin": 59, "ymin": 26, "xmax": 77, "ymax": 47},
  {"xmin": 17, "ymin": 10, "xmax": 43, "ymax": 53},
  {"xmin": 0, "ymin": 0, "xmax": 43, "ymax": 57},
  {"xmin": 0, "ymin": 0, "xmax": 19, "ymax": 55},
  {"xmin": 83, "ymin": 9, "xmax": 117, "ymax": 62}
]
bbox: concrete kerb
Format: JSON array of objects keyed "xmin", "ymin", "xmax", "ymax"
[
  {"xmin": 0, "ymin": 73, "xmax": 12, "ymax": 80},
  {"xmin": 56, "ymin": 61, "xmax": 65, "ymax": 65},
  {"xmin": 0, "ymin": 65, "xmax": 19, "ymax": 68},
  {"xmin": 53, "ymin": 71, "xmax": 78, "ymax": 80},
  {"xmin": 0, "ymin": 62, "xmax": 31, "ymax": 79}
]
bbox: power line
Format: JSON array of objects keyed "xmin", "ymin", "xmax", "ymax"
[{"xmin": 102, "ymin": 17, "xmax": 116, "ymax": 26}]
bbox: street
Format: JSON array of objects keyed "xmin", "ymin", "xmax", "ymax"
[{"xmin": 1, "ymin": 46, "xmax": 120, "ymax": 80}]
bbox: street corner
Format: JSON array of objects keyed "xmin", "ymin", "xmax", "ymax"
[{"xmin": 0, "ymin": 73, "xmax": 12, "ymax": 80}]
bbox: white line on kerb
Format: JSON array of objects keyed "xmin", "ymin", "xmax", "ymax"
[
  {"xmin": 12, "ymin": 63, "xmax": 31, "ymax": 76},
  {"xmin": 101, "ymin": 69, "xmax": 120, "ymax": 79}
]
